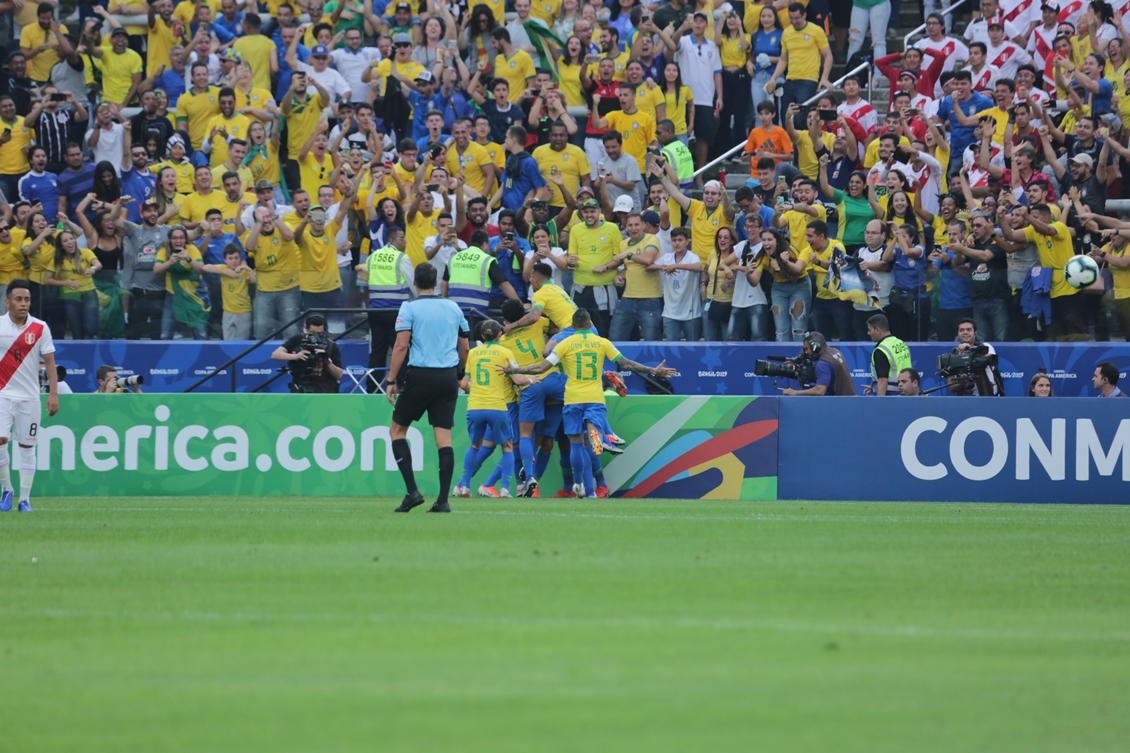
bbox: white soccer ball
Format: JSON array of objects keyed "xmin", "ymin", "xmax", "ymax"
[{"xmin": 1064, "ymin": 254, "xmax": 1100, "ymax": 289}]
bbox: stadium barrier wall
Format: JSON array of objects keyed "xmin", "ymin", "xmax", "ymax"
[
  {"xmin": 777, "ymin": 398, "xmax": 1130, "ymax": 503},
  {"xmin": 54, "ymin": 341, "xmax": 1130, "ymax": 397},
  {"xmin": 35, "ymin": 395, "xmax": 780, "ymax": 499}
]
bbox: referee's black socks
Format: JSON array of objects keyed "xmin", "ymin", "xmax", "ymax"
[
  {"xmin": 392, "ymin": 439, "xmax": 417, "ymax": 493},
  {"xmin": 436, "ymin": 447, "xmax": 455, "ymax": 505}
]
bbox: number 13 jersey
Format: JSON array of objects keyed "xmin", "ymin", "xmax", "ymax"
[{"xmin": 548, "ymin": 329, "xmax": 621, "ymax": 405}]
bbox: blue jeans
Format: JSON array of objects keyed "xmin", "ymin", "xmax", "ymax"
[
  {"xmin": 728, "ymin": 304, "xmax": 769, "ymax": 341},
  {"xmin": 63, "ymin": 290, "xmax": 100, "ymax": 339},
  {"xmin": 254, "ymin": 286, "xmax": 302, "ymax": 339},
  {"xmin": 771, "ymin": 279, "xmax": 811, "ymax": 342},
  {"xmin": 702, "ymin": 307, "xmax": 729, "ymax": 341},
  {"xmin": 812, "ymin": 296, "xmax": 855, "ymax": 342},
  {"xmin": 973, "ymin": 297, "xmax": 1010, "ymax": 342},
  {"xmin": 781, "ymin": 80, "xmax": 818, "ymax": 121},
  {"xmin": 663, "ymin": 316, "xmax": 702, "ymax": 342},
  {"xmin": 160, "ymin": 293, "xmax": 208, "ymax": 340},
  {"xmin": 609, "ymin": 297, "xmax": 663, "ymax": 341},
  {"xmin": 750, "ymin": 70, "xmax": 779, "ymax": 129}
]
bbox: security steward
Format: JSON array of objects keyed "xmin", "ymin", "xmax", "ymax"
[
  {"xmin": 358, "ymin": 226, "xmax": 415, "ymax": 393},
  {"xmin": 387, "ymin": 262, "xmax": 471, "ymax": 514},
  {"xmin": 866, "ymin": 313, "xmax": 912, "ymax": 396},
  {"xmin": 442, "ymin": 229, "xmax": 517, "ymax": 337},
  {"xmin": 781, "ymin": 332, "xmax": 858, "ymax": 396},
  {"xmin": 657, "ymin": 119, "xmax": 695, "ymax": 189}
]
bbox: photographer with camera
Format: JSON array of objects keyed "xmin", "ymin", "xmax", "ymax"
[
  {"xmin": 760, "ymin": 332, "xmax": 857, "ymax": 396},
  {"xmin": 865, "ymin": 313, "xmax": 911, "ymax": 396},
  {"xmin": 95, "ymin": 365, "xmax": 144, "ymax": 393},
  {"xmin": 271, "ymin": 314, "xmax": 344, "ymax": 394},
  {"xmin": 942, "ymin": 318, "xmax": 1003, "ymax": 396}
]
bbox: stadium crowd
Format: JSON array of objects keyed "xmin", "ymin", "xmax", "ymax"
[{"xmin": 0, "ymin": 0, "xmax": 1128, "ymax": 346}]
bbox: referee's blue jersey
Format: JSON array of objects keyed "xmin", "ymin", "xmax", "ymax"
[{"xmin": 395, "ymin": 296, "xmax": 470, "ymax": 368}]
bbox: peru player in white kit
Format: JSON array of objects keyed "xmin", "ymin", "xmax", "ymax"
[{"xmin": 0, "ymin": 280, "xmax": 60, "ymax": 512}]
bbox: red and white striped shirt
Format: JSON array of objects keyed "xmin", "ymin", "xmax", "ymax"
[
  {"xmin": 986, "ymin": 40, "xmax": 1032, "ymax": 80},
  {"xmin": 838, "ymin": 99, "xmax": 878, "ymax": 136},
  {"xmin": 0, "ymin": 314, "xmax": 54, "ymax": 402}
]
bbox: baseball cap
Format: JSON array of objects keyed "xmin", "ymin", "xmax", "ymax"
[
  {"xmin": 254, "ymin": 179, "xmax": 274, "ymax": 192},
  {"xmin": 641, "ymin": 209, "xmax": 660, "ymax": 226},
  {"xmin": 310, "ymin": 44, "xmax": 330, "ymax": 57},
  {"xmin": 987, "ymin": 19, "xmax": 1004, "ymax": 29},
  {"xmin": 416, "ymin": 70, "xmax": 434, "ymax": 83},
  {"xmin": 110, "ymin": 27, "xmax": 129, "ymax": 38},
  {"xmin": 395, "ymin": 0, "xmax": 411, "ymax": 9},
  {"xmin": 692, "ymin": 10, "xmax": 708, "ymax": 20},
  {"xmin": 612, "ymin": 195, "xmax": 634, "ymax": 213},
  {"xmin": 1069, "ymin": 153, "xmax": 1094, "ymax": 167},
  {"xmin": 141, "ymin": 197, "xmax": 159, "ymax": 208},
  {"xmin": 576, "ymin": 186, "xmax": 596, "ymax": 197},
  {"xmin": 393, "ymin": 32, "xmax": 412, "ymax": 45},
  {"xmin": 580, "ymin": 198, "xmax": 600, "ymax": 209}
]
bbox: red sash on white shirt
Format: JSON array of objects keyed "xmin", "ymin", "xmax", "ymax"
[{"xmin": 0, "ymin": 322, "xmax": 43, "ymax": 392}]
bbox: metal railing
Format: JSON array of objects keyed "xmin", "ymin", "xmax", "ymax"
[
  {"xmin": 182, "ymin": 307, "xmax": 378, "ymax": 394},
  {"xmin": 903, "ymin": 1, "xmax": 965, "ymax": 51},
  {"xmin": 690, "ymin": 61, "xmax": 874, "ymax": 180}
]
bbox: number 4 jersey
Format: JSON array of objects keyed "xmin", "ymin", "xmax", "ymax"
[{"xmin": 0, "ymin": 313, "xmax": 54, "ymax": 401}]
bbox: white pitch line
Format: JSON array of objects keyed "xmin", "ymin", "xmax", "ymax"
[{"xmin": 0, "ymin": 607, "xmax": 1125, "ymax": 643}]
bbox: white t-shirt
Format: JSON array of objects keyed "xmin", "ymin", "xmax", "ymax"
[
  {"xmin": 985, "ymin": 40, "xmax": 1032, "ymax": 80},
  {"xmin": 731, "ymin": 241, "xmax": 767, "ymax": 309},
  {"xmin": 0, "ymin": 314, "xmax": 55, "ymax": 401},
  {"xmin": 838, "ymin": 99, "xmax": 878, "ymax": 136},
  {"xmin": 963, "ymin": 16, "xmax": 1021, "ymax": 46},
  {"xmin": 655, "ymin": 249, "xmax": 703, "ymax": 321},
  {"xmin": 86, "ymin": 123, "xmax": 125, "ymax": 176},
  {"xmin": 297, "ymin": 62, "xmax": 352, "ymax": 114},
  {"xmin": 917, "ymin": 36, "xmax": 970, "ymax": 89},
  {"xmin": 330, "ymin": 47, "xmax": 381, "ymax": 103},
  {"xmin": 424, "ymin": 235, "xmax": 467, "ymax": 281},
  {"xmin": 327, "ymin": 201, "xmax": 351, "ymax": 263},
  {"xmin": 963, "ymin": 140, "xmax": 1006, "ymax": 188},
  {"xmin": 523, "ymin": 246, "xmax": 566, "ymax": 287},
  {"xmin": 186, "ymin": 51, "xmax": 222, "ymax": 86},
  {"xmin": 902, "ymin": 151, "xmax": 944, "ymax": 216},
  {"xmin": 999, "ymin": 0, "xmax": 1039, "ymax": 31},
  {"xmin": 1026, "ymin": 24, "xmax": 1059, "ymax": 71}
]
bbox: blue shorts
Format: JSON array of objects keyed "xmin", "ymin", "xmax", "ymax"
[
  {"xmin": 518, "ymin": 371, "xmax": 566, "ymax": 423},
  {"xmin": 537, "ymin": 402, "xmax": 563, "ymax": 438},
  {"xmin": 468, "ymin": 409, "xmax": 511, "ymax": 446},
  {"xmin": 562, "ymin": 402, "xmax": 608, "ymax": 436}
]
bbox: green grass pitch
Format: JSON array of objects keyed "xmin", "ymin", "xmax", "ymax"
[{"xmin": 2, "ymin": 497, "xmax": 1129, "ymax": 752}]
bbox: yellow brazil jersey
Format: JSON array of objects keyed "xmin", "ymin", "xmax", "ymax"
[
  {"xmin": 1023, "ymin": 222, "xmax": 1078, "ymax": 299},
  {"xmin": 605, "ymin": 109, "xmax": 656, "ymax": 172},
  {"xmin": 467, "ymin": 342, "xmax": 518, "ymax": 410},
  {"xmin": 155, "ymin": 243, "xmax": 203, "ymax": 294},
  {"xmin": 372, "ymin": 59, "xmax": 426, "ymax": 98},
  {"xmin": 476, "ymin": 0, "xmax": 505, "ymax": 23},
  {"xmin": 808, "ymin": 238, "xmax": 845, "ymax": 300},
  {"xmin": 0, "ymin": 240, "xmax": 23, "ymax": 284},
  {"xmin": 210, "ymin": 165, "xmax": 254, "ymax": 192},
  {"xmin": 152, "ymin": 160, "xmax": 195, "ymax": 193},
  {"xmin": 719, "ymin": 35, "xmax": 747, "ymax": 68},
  {"xmin": 233, "ymin": 36, "xmax": 278, "ymax": 92},
  {"xmin": 204, "ymin": 113, "xmax": 253, "ymax": 167},
  {"xmin": 20, "ymin": 23, "xmax": 68, "ymax": 82},
  {"xmin": 180, "ymin": 190, "xmax": 224, "ymax": 226},
  {"xmin": 494, "ymin": 49, "xmax": 536, "ymax": 97},
  {"xmin": 783, "ymin": 204, "xmax": 826, "ymax": 258},
  {"xmin": 245, "ymin": 141, "xmax": 281, "ymax": 185},
  {"xmin": 406, "ymin": 209, "xmax": 440, "ymax": 267},
  {"xmin": 552, "ymin": 330, "xmax": 622, "ymax": 405},
  {"xmin": 95, "ymin": 47, "xmax": 144, "ymax": 105},
  {"xmin": 531, "ymin": 282, "xmax": 578, "ymax": 330},
  {"xmin": 863, "ymin": 134, "xmax": 910, "ymax": 170},
  {"xmin": 147, "ymin": 17, "xmax": 175, "ymax": 78},
  {"xmin": 531, "ymin": 143, "xmax": 591, "ymax": 207},
  {"xmin": 394, "ymin": 159, "xmax": 432, "ymax": 196},
  {"xmin": 528, "ymin": 0, "xmax": 562, "ymax": 24},
  {"xmin": 587, "ymin": 51, "xmax": 631, "ymax": 82},
  {"xmin": 621, "ymin": 233, "xmax": 663, "ymax": 298},
  {"xmin": 568, "ymin": 220, "xmax": 622, "ymax": 287},
  {"xmin": 633, "ymin": 84, "xmax": 665, "ymax": 123},
  {"xmin": 174, "ymin": 0, "xmax": 220, "ymax": 26},
  {"xmin": 299, "ymin": 151, "xmax": 333, "ymax": 196},
  {"xmin": 1105, "ymin": 240, "xmax": 1130, "ymax": 300},
  {"xmin": 20, "ymin": 235, "xmax": 54, "ymax": 284},
  {"xmin": 249, "ymin": 230, "xmax": 299, "ymax": 292},
  {"xmin": 283, "ymin": 92, "xmax": 328, "ymax": 160},
  {"xmin": 446, "ymin": 141, "xmax": 493, "ymax": 194},
  {"xmin": 0, "ymin": 116, "xmax": 31, "ymax": 175},
  {"xmin": 795, "ymin": 130, "xmax": 835, "ymax": 180},
  {"xmin": 235, "ymin": 87, "xmax": 276, "ymax": 122},
  {"xmin": 53, "ymin": 248, "xmax": 99, "ymax": 293},
  {"xmin": 663, "ymin": 85, "xmax": 693, "ymax": 135},
  {"xmin": 557, "ymin": 62, "xmax": 585, "ymax": 107},
  {"xmin": 685, "ymin": 199, "xmax": 727, "ymax": 258},
  {"xmin": 781, "ymin": 22, "xmax": 828, "ymax": 83},
  {"xmin": 214, "ymin": 192, "xmax": 256, "ymax": 232},
  {"xmin": 176, "ymin": 87, "xmax": 221, "ymax": 150},
  {"xmin": 500, "ymin": 317, "xmax": 551, "ymax": 369},
  {"xmin": 221, "ymin": 269, "xmax": 254, "ymax": 313},
  {"xmin": 298, "ymin": 220, "xmax": 344, "ymax": 293}
]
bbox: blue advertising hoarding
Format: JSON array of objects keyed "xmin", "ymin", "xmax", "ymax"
[
  {"xmin": 777, "ymin": 398, "xmax": 1130, "ymax": 504},
  {"xmin": 53, "ymin": 340, "xmax": 1130, "ymax": 397}
]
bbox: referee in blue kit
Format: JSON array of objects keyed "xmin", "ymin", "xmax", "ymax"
[{"xmin": 387, "ymin": 262, "xmax": 471, "ymax": 513}]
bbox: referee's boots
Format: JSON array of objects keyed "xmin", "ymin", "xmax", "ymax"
[{"xmin": 393, "ymin": 490, "xmax": 426, "ymax": 512}]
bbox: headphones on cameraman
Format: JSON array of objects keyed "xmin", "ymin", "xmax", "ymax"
[{"xmin": 802, "ymin": 332, "xmax": 824, "ymax": 356}]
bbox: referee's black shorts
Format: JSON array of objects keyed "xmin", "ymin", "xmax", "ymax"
[{"xmin": 392, "ymin": 366, "xmax": 460, "ymax": 429}]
